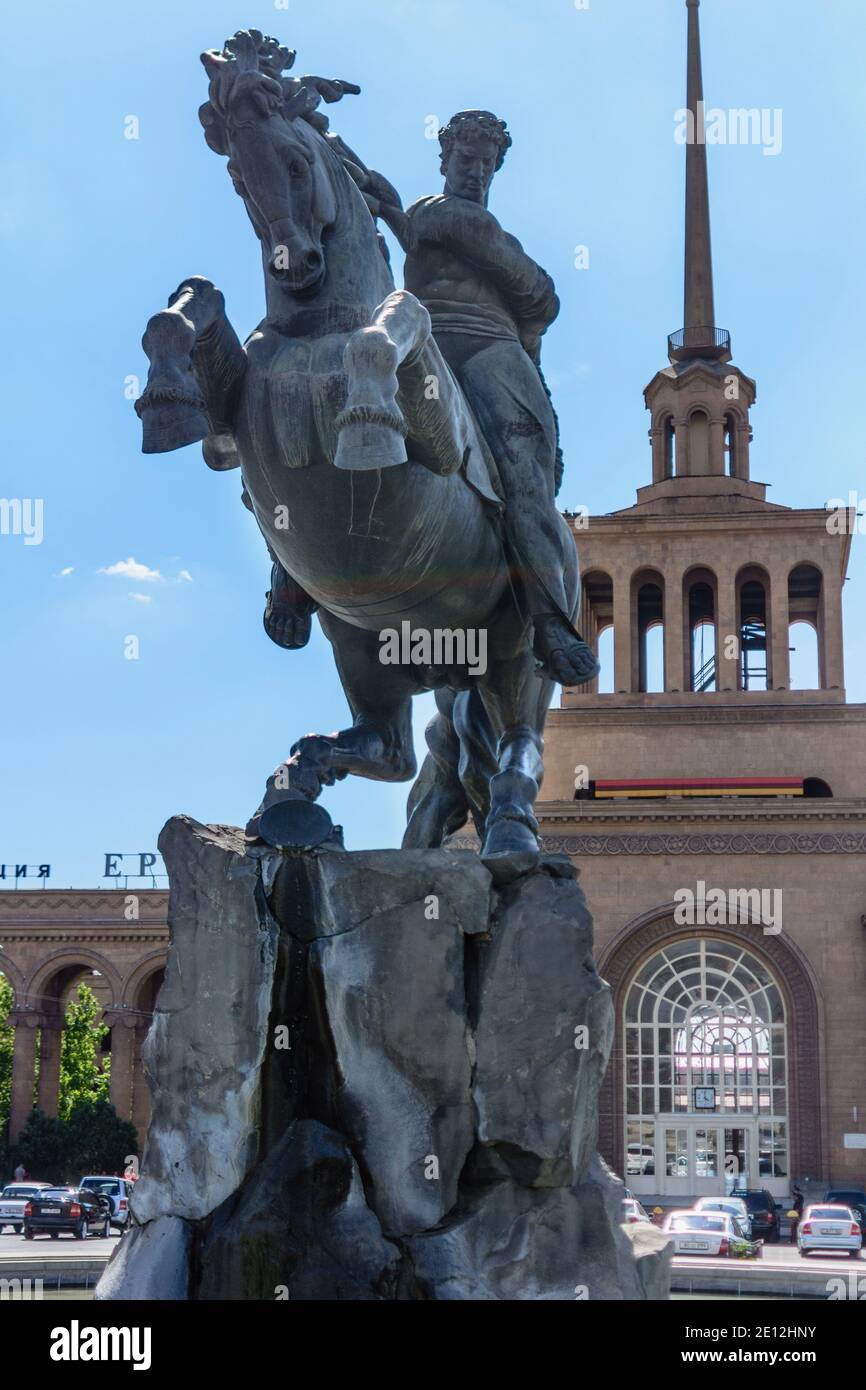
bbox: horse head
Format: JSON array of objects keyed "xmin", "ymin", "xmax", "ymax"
[{"xmin": 200, "ymin": 31, "xmax": 338, "ymax": 295}]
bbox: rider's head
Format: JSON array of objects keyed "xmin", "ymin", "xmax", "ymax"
[{"xmin": 438, "ymin": 111, "xmax": 511, "ymax": 206}]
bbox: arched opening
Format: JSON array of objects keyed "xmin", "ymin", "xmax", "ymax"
[
  {"xmin": 737, "ymin": 571, "xmax": 770, "ymax": 691},
  {"xmin": 803, "ymin": 778, "xmax": 833, "ymax": 799},
  {"xmin": 623, "ymin": 937, "xmax": 789, "ymax": 1197},
  {"xmin": 689, "ymin": 409, "xmax": 711, "ymax": 476},
  {"xmin": 724, "ymin": 414, "xmax": 737, "ymax": 477},
  {"xmin": 788, "ymin": 566, "xmax": 823, "ymax": 689},
  {"xmin": 685, "ymin": 573, "xmax": 718, "ymax": 691},
  {"xmin": 635, "ymin": 578, "xmax": 665, "ymax": 693},
  {"xmin": 579, "ymin": 570, "xmax": 614, "ymax": 695},
  {"xmin": 663, "ymin": 416, "xmax": 677, "ymax": 478}
]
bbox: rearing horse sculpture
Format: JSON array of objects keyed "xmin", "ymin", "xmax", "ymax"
[{"xmin": 135, "ymin": 30, "xmax": 582, "ymax": 878}]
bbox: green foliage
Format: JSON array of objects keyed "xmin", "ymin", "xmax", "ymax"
[
  {"xmin": 11, "ymin": 1102, "xmax": 138, "ymax": 1185},
  {"xmin": 0, "ymin": 975, "xmax": 13, "ymax": 1137},
  {"xmin": 58, "ymin": 982, "xmax": 110, "ymax": 1121},
  {"xmin": 12, "ymin": 1108, "xmax": 68, "ymax": 1184},
  {"xmin": 65, "ymin": 1101, "xmax": 139, "ymax": 1178}
]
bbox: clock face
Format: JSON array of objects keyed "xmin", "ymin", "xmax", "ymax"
[{"xmin": 695, "ymin": 1087, "xmax": 716, "ymax": 1109}]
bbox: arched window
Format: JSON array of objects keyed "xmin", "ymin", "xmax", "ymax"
[
  {"xmin": 624, "ymin": 938, "xmax": 789, "ymax": 1196},
  {"xmin": 686, "ymin": 577, "xmax": 717, "ymax": 691},
  {"xmin": 579, "ymin": 571, "xmax": 613, "ymax": 695},
  {"xmin": 636, "ymin": 579, "xmax": 664, "ymax": 692},
  {"xmin": 663, "ymin": 416, "xmax": 677, "ymax": 478},
  {"xmin": 724, "ymin": 413, "xmax": 737, "ymax": 477},
  {"xmin": 738, "ymin": 575, "xmax": 769, "ymax": 691},
  {"xmin": 788, "ymin": 565, "xmax": 823, "ymax": 689},
  {"xmin": 689, "ymin": 410, "xmax": 710, "ymax": 476}
]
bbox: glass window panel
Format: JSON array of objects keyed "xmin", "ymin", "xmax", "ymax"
[
  {"xmin": 640, "ymin": 993, "xmax": 657, "ymax": 1022},
  {"xmin": 641, "ymin": 1087, "xmax": 655, "ymax": 1114},
  {"xmin": 641, "ymin": 1058, "xmax": 655, "ymax": 1085},
  {"xmin": 657, "ymin": 1087, "xmax": 672, "ymax": 1113},
  {"xmin": 626, "ymin": 1058, "xmax": 639, "ymax": 1085},
  {"xmin": 658, "ymin": 1030, "xmax": 672, "ymax": 1056},
  {"xmin": 640, "ymin": 1027, "xmax": 654, "ymax": 1054},
  {"xmin": 626, "ymin": 1025, "xmax": 640, "ymax": 1055},
  {"xmin": 625, "ymin": 990, "xmax": 640, "ymax": 1022},
  {"xmin": 626, "ymin": 1087, "xmax": 640, "ymax": 1115},
  {"xmin": 658, "ymin": 1058, "xmax": 672, "ymax": 1086}
]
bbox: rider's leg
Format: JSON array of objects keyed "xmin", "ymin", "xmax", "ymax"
[{"xmin": 448, "ymin": 337, "xmax": 600, "ymax": 687}]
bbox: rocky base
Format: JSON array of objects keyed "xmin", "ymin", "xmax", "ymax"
[{"xmin": 97, "ymin": 816, "xmax": 670, "ymax": 1301}]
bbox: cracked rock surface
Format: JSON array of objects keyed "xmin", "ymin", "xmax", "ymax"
[{"xmin": 97, "ymin": 817, "xmax": 670, "ymax": 1301}]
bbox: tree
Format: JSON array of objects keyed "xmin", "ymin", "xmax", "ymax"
[
  {"xmin": 11, "ymin": 1108, "xmax": 68, "ymax": 1183},
  {"xmin": 58, "ymin": 982, "xmax": 110, "ymax": 1121},
  {"xmin": 0, "ymin": 975, "xmax": 13, "ymax": 1138},
  {"xmin": 65, "ymin": 1101, "xmax": 139, "ymax": 1178}
]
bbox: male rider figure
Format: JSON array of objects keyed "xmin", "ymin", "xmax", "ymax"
[{"xmin": 266, "ymin": 109, "xmax": 598, "ymax": 686}]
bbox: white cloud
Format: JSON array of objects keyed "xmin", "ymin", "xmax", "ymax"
[
  {"xmin": 177, "ymin": 569, "xmax": 193, "ymax": 583},
  {"xmin": 56, "ymin": 566, "xmax": 74, "ymax": 577},
  {"xmin": 98, "ymin": 556, "xmax": 163, "ymax": 583},
  {"xmin": 130, "ymin": 592, "xmax": 152, "ymax": 604}
]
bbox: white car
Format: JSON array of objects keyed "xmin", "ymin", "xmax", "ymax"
[
  {"xmin": 622, "ymin": 1198, "xmax": 652, "ymax": 1225},
  {"xmin": 693, "ymin": 1195, "xmax": 752, "ymax": 1238},
  {"xmin": 78, "ymin": 1176, "xmax": 134, "ymax": 1231},
  {"xmin": 797, "ymin": 1204, "xmax": 862, "ymax": 1258},
  {"xmin": 662, "ymin": 1210, "xmax": 758, "ymax": 1257},
  {"xmin": 0, "ymin": 1183, "xmax": 53, "ymax": 1233}
]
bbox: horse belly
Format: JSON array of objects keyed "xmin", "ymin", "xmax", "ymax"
[{"xmin": 248, "ymin": 456, "xmax": 505, "ymax": 632}]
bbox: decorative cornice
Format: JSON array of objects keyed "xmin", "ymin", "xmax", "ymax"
[{"xmin": 450, "ymin": 830, "xmax": 866, "ymax": 856}]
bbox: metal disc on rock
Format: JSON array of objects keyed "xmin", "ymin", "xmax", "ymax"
[{"xmin": 258, "ymin": 799, "xmax": 334, "ymax": 849}]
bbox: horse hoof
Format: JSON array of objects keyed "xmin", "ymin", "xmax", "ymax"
[
  {"xmin": 480, "ymin": 819, "xmax": 540, "ymax": 885},
  {"xmin": 258, "ymin": 798, "xmax": 334, "ymax": 850},
  {"xmin": 333, "ymin": 419, "xmax": 408, "ymax": 471},
  {"xmin": 138, "ymin": 399, "xmax": 210, "ymax": 454}
]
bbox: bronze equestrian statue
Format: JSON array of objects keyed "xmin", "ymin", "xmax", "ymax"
[{"xmin": 134, "ymin": 29, "xmax": 595, "ymax": 879}]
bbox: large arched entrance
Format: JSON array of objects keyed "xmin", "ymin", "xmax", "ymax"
[
  {"xmin": 622, "ymin": 937, "xmax": 788, "ymax": 1198},
  {"xmin": 598, "ymin": 911, "xmax": 826, "ymax": 1197}
]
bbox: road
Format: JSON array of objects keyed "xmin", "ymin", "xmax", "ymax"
[{"xmin": 0, "ymin": 1230, "xmax": 120, "ymax": 1260}]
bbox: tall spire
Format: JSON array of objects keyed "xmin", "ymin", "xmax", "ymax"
[
  {"xmin": 669, "ymin": 0, "xmax": 729, "ymax": 363},
  {"xmin": 684, "ymin": 0, "xmax": 714, "ymax": 331}
]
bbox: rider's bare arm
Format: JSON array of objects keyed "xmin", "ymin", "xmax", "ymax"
[{"xmin": 407, "ymin": 196, "xmax": 559, "ymax": 332}]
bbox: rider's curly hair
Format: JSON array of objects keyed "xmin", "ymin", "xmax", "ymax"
[{"xmin": 438, "ymin": 111, "xmax": 512, "ymax": 175}]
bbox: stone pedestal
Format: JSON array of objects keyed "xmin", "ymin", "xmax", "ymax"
[{"xmin": 96, "ymin": 815, "xmax": 670, "ymax": 1301}]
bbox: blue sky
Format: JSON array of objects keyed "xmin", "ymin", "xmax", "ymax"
[{"xmin": 2, "ymin": 0, "xmax": 865, "ymax": 888}]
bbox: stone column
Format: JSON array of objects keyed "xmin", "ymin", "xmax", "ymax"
[
  {"xmin": 9, "ymin": 1012, "xmax": 39, "ymax": 1142},
  {"xmin": 106, "ymin": 1013, "xmax": 137, "ymax": 1122},
  {"xmin": 613, "ymin": 574, "xmax": 632, "ymax": 694},
  {"xmin": 715, "ymin": 570, "xmax": 739, "ymax": 692},
  {"xmin": 663, "ymin": 572, "xmax": 686, "ymax": 692},
  {"xmin": 821, "ymin": 574, "xmax": 845, "ymax": 691},
  {"xmin": 769, "ymin": 566, "xmax": 790, "ymax": 690},
  {"xmin": 709, "ymin": 417, "xmax": 726, "ymax": 475},
  {"xmin": 36, "ymin": 1016, "xmax": 63, "ymax": 1118}
]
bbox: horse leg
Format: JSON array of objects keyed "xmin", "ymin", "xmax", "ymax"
[
  {"xmin": 403, "ymin": 689, "xmax": 474, "ymax": 849},
  {"xmin": 135, "ymin": 276, "xmax": 246, "ymax": 460},
  {"xmin": 474, "ymin": 638, "xmax": 557, "ymax": 881},
  {"xmin": 334, "ymin": 289, "xmax": 432, "ymax": 472},
  {"xmin": 246, "ymin": 616, "xmax": 421, "ymax": 836}
]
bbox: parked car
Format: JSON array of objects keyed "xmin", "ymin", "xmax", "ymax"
[
  {"xmin": 693, "ymin": 1195, "xmax": 752, "ymax": 1238},
  {"xmin": 662, "ymin": 1210, "xmax": 762, "ymax": 1259},
  {"xmin": 78, "ymin": 1175, "xmax": 134, "ymax": 1231},
  {"xmin": 823, "ymin": 1189, "xmax": 866, "ymax": 1229},
  {"xmin": 730, "ymin": 1188, "xmax": 780, "ymax": 1243},
  {"xmin": 797, "ymin": 1204, "xmax": 862, "ymax": 1259},
  {"xmin": 622, "ymin": 1197, "xmax": 652, "ymax": 1225},
  {"xmin": 0, "ymin": 1183, "xmax": 53, "ymax": 1233},
  {"xmin": 22, "ymin": 1187, "xmax": 111, "ymax": 1240}
]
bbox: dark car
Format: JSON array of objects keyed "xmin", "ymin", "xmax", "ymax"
[
  {"xmin": 824, "ymin": 1189, "xmax": 866, "ymax": 1229},
  {"xmin": 730, "ymin": 1188, "xmax": 781, "ymax": 1243},
  {"xmin": 23, "ymin": 1187, "xmax": 111, "ymax": 1240}
]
